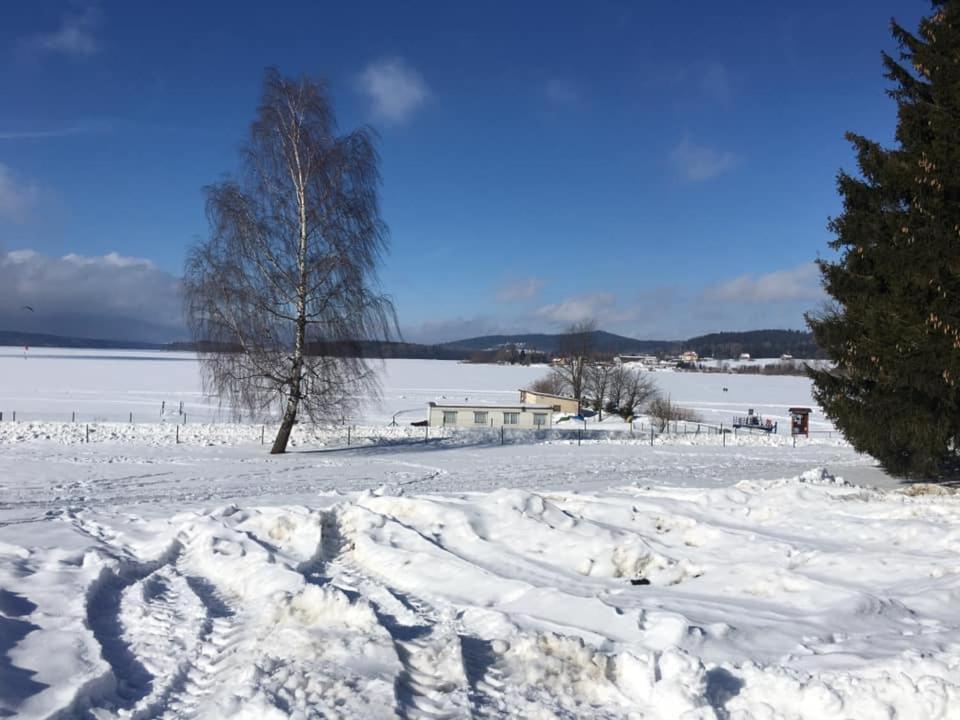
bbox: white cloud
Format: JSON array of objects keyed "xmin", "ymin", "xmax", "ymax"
[
  {"xmin": 0, "ymin": 249, "xmax": 184, "ymax": 342},
  {"xmin": 24, "ymin": 6, "xmax": 100, "ymax": 58},
  {"xmin": 358, "ymin": 58, "xmax": 429, "ymax": 123},
  {"xmin": 534, "ymin": 292, "xmax": 617, "ymax": 327},
  {"xmin": 0, "ymin": 165, "xmax": 40, "ymax": 222},
  {"xmin": 669, "ymin": 137, "xmax": 737, "ymax": 182},
  {"xmin": 702, "ymin": 263, "xmax": 824, "ymax": 304},
  {"xmin": 496, "ymin": 277, "xmax": 545, "ymax": 303}
]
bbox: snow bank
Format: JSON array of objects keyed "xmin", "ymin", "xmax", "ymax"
[{"xmin": 3, "ymin": 471, "xmax": 959, "ymax": 718}]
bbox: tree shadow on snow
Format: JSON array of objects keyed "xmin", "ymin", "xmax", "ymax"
[{"xmin": 291, "ymin": 431, "xmax": 573, "ymax": 457}]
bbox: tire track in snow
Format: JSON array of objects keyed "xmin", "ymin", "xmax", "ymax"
[
  {"xmin": 316, "ymin": 507, "xmax": 498, "ymax": 719},
  {"xmin": 110, "ymin": 565, "xmax": 208, "ymax": 719},
  {"xmin": 81, "ymin": 539, "xmax": 183, "ymax": 715},
  {"xmin": 156, "ymin": 575, "xmax": 244, "ymax": 720},
  {"xmin": 77, "ymin": 517, "xmax": 253, "ymax": 720}
]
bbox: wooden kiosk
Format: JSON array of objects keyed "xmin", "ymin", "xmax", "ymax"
[{"xmin": 789, "ymin": 407, "xmax": 811, "ymax": 436}]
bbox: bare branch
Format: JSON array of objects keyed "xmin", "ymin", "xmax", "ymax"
[{"xmin": 183, "ymin": 69, "xmax": 398, "ymax": 453}]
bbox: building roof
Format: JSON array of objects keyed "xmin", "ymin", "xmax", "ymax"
[
  {"xmin": 518, "ymin": 389, "xmax": 578, "ymax": 401},
  {"xmin": 429, "ymin": 401, "xmax": 554, "ymax": 410}
]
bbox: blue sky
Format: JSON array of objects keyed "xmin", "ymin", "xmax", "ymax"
[{"xmin": 0, "ymin": 1, "xmax": 927, "ymax": 343}]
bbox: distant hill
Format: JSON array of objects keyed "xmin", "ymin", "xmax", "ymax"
[
  {"xmin": 682, "ymin": 330, "xmax": 825, "ymax": 360},
  {"xmin": 0, "ymin": 328, "xmax": 823, "ymax": 360},
  {"xmin": 439, "ymin": 331, "xmax": 672, "ymax": 355},
  {"xmin": 440, "ymin": 329, "xmax": 823, "ymax": 360},
  {"xmin": 0, "ymin": 330, "xmax": 165, "ymax": 350}
]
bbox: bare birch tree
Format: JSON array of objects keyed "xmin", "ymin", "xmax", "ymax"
[{"xmin": 184, "ymin": 69, "xmax": 396, "ymax": 454}]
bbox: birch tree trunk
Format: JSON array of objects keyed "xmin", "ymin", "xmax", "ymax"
[{"xmin": 184, "ymin": 69, "xmax": 397, "ymax": 454}]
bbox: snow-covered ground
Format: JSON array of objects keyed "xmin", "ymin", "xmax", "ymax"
[
  {"xmin": 2, "ymin": 349, "xmax": 959, "ymax": 719},
  {"xmin": 0, "ymin": 348, "xmax": 829, "ymax": 432}
]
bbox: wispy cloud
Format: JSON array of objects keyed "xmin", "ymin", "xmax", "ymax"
[
  {"xmin": 401, "ymin": 316, "xmax": 518, "ymax": 345},
  {"xmin": 358, "ymin": 58, "xmax": 429, "ymax": 124},
  {"xmin": 496, "ymin": 277, "xmax": 545, "ymax": 303},
  {"xmin": 669, "ymin": 137, "xmax": 737, "ymax": 182},
  {"xmin": 0, "ymin": 120, "xmax": 111, "ymax": 141},
  {"xmin": 702, "ymin": 263, "xmax": 824, "ymax": 304},
  {"xmin": 22, "ymin": 5, "xmax": 101, "ymax": 59},
  {"xmin": 700, "ymin": 61, "xmax": 733, "ymax": 107},
  {"xmin": 543, "ymin": 78, "xmax": 581, "ymax": 106},
  {"xmin": 0, "ymin": 165, "xmax": 40, "ymax": 222}
]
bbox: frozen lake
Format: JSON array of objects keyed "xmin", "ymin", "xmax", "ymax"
[{"xmin": 0, "ymin": 347, "xmax": 831, "ymax": 432}]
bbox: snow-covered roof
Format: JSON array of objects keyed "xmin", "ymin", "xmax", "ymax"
[
  {"xmin": 518, "ymin": 389, "xmax": 578, "ymax": 401},
  {"xmin": 429, "ymin": 401, "xmax": 554, "ymax": 410}
]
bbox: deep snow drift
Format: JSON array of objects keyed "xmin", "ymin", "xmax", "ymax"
[
  {"xmin": 2, "ymin": 349, "xmax": 958, "ymax": 718},
  {"xmin": 2, "ymin": 453, "xmax": 959, "ymax": 718}
]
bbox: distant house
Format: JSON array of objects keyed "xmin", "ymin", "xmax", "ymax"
[
  {"xmin": 739, "ymin": 353, "xmax": 752, "ymax": 361},
  {"xmin": 680, "ymin": 350, "xmax": 699, "ymax": 364},
  {"xmin": 518, "ymin": 389, "xmax": 580, "ymax": 415},
  {"xmin": 428, "ymin": 402, "xmax": 554, "ymax": 428},
  {"xmin": 615, "ymin": 354, "xmax": 659, "ymax": 367}
]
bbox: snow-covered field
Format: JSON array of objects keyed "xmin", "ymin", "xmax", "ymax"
[
  {"xmin": 0, "ymin": 347, "xmax": 830, "ymax": 432},
  {"xmin": 2, "ymin": 348, "xmax": 959, "ymax": 719}
]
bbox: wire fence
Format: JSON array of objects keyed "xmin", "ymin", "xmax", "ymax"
[
  {"xmin": 0, "ymin": 412, "xmax": 841, "ymax": 449},
  {"xmin": 0, "ymin": 402, "xmax": 272, "ymax": 426}
]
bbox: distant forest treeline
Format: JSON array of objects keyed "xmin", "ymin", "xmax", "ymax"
[
  {"xmin": 2, "ymin": 328, "xmax": 824, "ymax": 360},
  {"xmin": 681, "ymin": 330, "xmax": 824, "ymax": 360}
]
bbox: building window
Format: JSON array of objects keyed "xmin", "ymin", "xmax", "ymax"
[
  {"xmin": 442, "ymin": 411, "xmax": 458, "ymax": 425},
  {"xmin": 474, "ymin": 411, "xmax": 488, "ymax": 425},
  {"xmin": 552, "ymin": 404, "xmax": 561, "ymax": 412},
  {"xmin": 534, "ymin": 413, "xmax": 548, "ymax": 427},
  {"xmin": 504, "ymin": 412, "xmax": 520, "ymax": 425}
]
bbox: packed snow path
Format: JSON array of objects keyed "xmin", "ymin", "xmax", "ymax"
[{"xmin": 1, "ymin": 430, "xmax": 960, "ymax": 718}]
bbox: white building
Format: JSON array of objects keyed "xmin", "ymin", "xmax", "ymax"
[
  {"xmin": 518, "ymin": 389, "xmax": 580, "ymax": 415},
  {"xmin": 427, "ymin": 402, "xmax": 554, "ymax": 429}
]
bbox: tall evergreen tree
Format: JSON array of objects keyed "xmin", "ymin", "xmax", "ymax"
[{"xmin": 808, "ymin": 1, "xmax": 960, "ymax": 477}]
